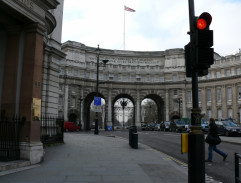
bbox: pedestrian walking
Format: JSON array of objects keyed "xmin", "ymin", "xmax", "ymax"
[{"xmin": 205, "ymin": 118, "xmax": 228, "ymax": 162}]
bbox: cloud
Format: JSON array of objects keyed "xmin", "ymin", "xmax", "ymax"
[{"xmin": 62, "ymin": 0, "xmax": 241, "ymax": 56}]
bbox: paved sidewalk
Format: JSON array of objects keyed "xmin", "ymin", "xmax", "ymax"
[{"xmin": 0, "ymin": 133, "xmax": 188, "ymax": 183}]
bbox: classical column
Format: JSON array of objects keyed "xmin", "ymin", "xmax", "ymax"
[
  {"xmin": 64, "ymin": 84, "xmax": 69, "ymax": 121},
  {"xmin": 221, "ymin": 85, "xmax": 227, "ymax": 118},
  {"xmin": 232, "ymin": 84, "xmax": 237, "ymax": 119},
  {"xmin": 182, "ymin": 89, "xmax": 187, "ymax": 118},
  {"xmin": 165, "ymin": 89, "xmax": 169, "ymax": 121},
  {"xmin": 19, "ymin": 24, "xmax": 45, "ymax": 121},
  {"xmin": 135, "ymin": 90, "xmax": 141, "ymax": 127},
  {"xmin": 107, "ymin": 89, "xmax": 112, "ymax": 128},
  {"xmin": 211, "ymin": 87, "xmax": 216, "ymax": 118},
  {"xmin": 18, "ymin": 23, "xmax": 46, "ymax": 164}
]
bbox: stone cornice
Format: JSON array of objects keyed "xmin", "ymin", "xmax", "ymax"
[{"xmin": 1, "ymin": 0, "xmax": 58, "ymax": 35}]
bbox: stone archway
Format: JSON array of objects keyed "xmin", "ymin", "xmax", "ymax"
[
  {"xmin": 83, "ymin": 92, "xmax": 106, "ymax": 131},
  {"xmin": 143, "ymin": 94, "xmax": 164, "ymax": 123}
]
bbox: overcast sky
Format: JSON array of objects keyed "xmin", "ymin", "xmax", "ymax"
[{"xmin": 62, "ymin": 0, "xmax": 241, "ymax": 56}]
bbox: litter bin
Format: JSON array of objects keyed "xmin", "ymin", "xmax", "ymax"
[{"xmin": 129, "ymin": 126, "xmax": 138, "ymax": 148}]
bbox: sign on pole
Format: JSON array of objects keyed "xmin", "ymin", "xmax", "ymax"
[{"xmin": 94, "ymin": 97, "xmax": 101, "ymax": 106}]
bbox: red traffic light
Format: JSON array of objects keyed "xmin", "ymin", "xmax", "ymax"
[
  {"xmin": 197, "ymin": 18, "xmax": 207, "ymax": 30},
  {"xmin": 196, "ymin": 12, "xmax": 212, "ymax": 30}
]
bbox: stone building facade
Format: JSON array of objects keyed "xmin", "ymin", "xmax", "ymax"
[
  {"xmin": 58, "ymin": 41, "xmax": 241, "ymax": 130},
  {"xmin": 0, "ymin": 0, "xmax": 65, "ymax": 163}
]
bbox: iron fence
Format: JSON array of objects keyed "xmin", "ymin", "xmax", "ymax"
[
  {"xmin": 0, "ymin": 117, "xmax": 21, "ymax": 161},
  {"xmin": 40, "ymin": 116, "xmax": 64, "ymax": 145},
  {"xmin": 235, "ymin": 152, "xmax": 241, "ymax": 183}
]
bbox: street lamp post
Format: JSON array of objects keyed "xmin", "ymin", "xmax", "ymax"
[
  {"xmin": 78, "ymin": 97, "xmax": 83, "ymax": 130},
  {"xmin": 94, "ymin": 45, "xmax": 108, "ymax": 135}
]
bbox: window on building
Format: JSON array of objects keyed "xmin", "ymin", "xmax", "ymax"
[
  {"xmin": 187, "ymin": 91, "xmax": 192, "ymax": 103},
  {"xmin": 122, "ymin": 75, "xmax": 127, "ymax": 82},
  {"xmin": 60, "ymin": 68, "xmax": 64, "ymax": 75},
  {"xmin": 141, "ymin": 76, "xmax": 146, "ymax": 82},
  {"xmin": 207, "ymin": 110, "xmax": 212, "ymax": 119},
  {"xmin": 160, "ymin": 76, "xmax": 164, "ymax": 82},
  {"xmin": 228, "ymin": 109, "xmax": 233, "ymax": 118},
  {"xmin": 58, "ymin": 96, "xmax": 63, "ymax": 106},
  {"xmin": 103, "ymin": 74, "xmax": 108, "ymax": 81},
  {"xmin": 85, "ymin": 72, "xmax": 90, "ymax": 78},
  {"xmin": 59, "ymin": 84, "xmax": 63, "ymax": 91},
  {"xmin": 237, "ymin": 68, "xmax": 241, "ymax": 75},
  {"xmin": 226, "ymin": 70, "xmax": 231, "ymax": 77},
  {"xmin": 131, "ymin": 76, "xmax": 135, "ymax": 82},
  {"xmin": 73, "ymin": 70, "xmax": 78, "ymax": 77},
  {"xmin": 216, "ymin": 71, "xmax": 221, "ymax": 78},
  {"xmin": 71, "ymin": 96, "xmax": 76, "ymax": 107},
  {"xmin": 187, "ymin": 110, "xmax": 191, "ymax": 118},
  {"xmin": 227, "ymin": 87, "xmax": 232, "ymax": 101},
  {"xmin": 207, "ymin": 89, "xmax": 211, "ymax": 102},
  {"xmin": 173, "ymin": 90, "xmax": 178, "ymax": 96},
  {"xmin": 58, "ymin": 111, "xmax": 63, "ymax": 118},
  {"xmin": 173, "ymin": 74, "xmax": 177, "ymax": 81},
  {"xmin": 217, "ymin": 88, "xmax": 221, "ymax": 102},
  {"xmin": 93, "ymin": 73, "xmax": 97, "ymax": 80},
  {"xmin": 114, "ymin": 74, "xmax": 118, "ymax": 81},
  {"xmin": 238, "ymin": 86, "xmax": 241, "ymax": 100},
  {"xmin": 150, "ymin": 76, "xmax": 154, "ymax": 82},
  {"xmin": 218, "ymin": 109, "xmax": 222, "ymax": 119}
]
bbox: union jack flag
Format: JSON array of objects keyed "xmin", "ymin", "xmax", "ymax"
[{"xmin": 124, "ymin": 5, "xmax": 135, "ymax": 12}]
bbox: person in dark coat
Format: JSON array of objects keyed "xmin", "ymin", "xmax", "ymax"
[{"xmin": 206, "ymin": 118, "xmax": 228, "ymax": 162}]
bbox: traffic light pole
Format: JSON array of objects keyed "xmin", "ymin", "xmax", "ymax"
[{"xmin": 188, "ymin": 0, "xmax": 205, "ymax": 183}]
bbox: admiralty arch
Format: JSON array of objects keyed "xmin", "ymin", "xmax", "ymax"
[{"xmin": 58, "ymin": 41, "xmax": 241, "ymax": 130}]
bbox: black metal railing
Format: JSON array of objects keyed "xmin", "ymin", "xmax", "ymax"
[
  {"xmin": 40, "ymin": 116, "xmax": 64, "ymax": 145},
  {"xmin": 0, "ymin": 117, "xmax": 21, "ymax": 161},
  {"xmin": 235, "ymin": 152, "xmax": 241, "ymax": 183}
]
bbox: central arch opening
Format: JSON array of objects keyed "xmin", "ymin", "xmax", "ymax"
[{"xmin": 112, "ymin": 94, "xmax": 135, "ymax": 130}]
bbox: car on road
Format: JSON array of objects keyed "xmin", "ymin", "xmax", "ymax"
[
  {"xmin": 64, "ymin": 121, "xmax": 80, "ymax": 132},
  {"xmin": 201, "ymin": 119, "xmax": 209, "ymax": 133},
  {"xmin": 160, "ymin": 121, "xmax": 170, "ymax": 131},
  {"xmin": 215, "ymin": 120, "xmax": 241, "ymax": 136},
  {"xmin": 154, "ymin": 123, "xmax": 161, "ymax": 131},
  {"xmin": 169, "ymin": 120, "xmax": 186, "ymax": 132},
  {"xmin": 141, "ymin": 123, "xmax": 148, "ymax": 131}
]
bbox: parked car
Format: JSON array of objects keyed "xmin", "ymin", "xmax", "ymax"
[
  {"xmin": 141, "ymin": 123, "xmax": 148, "ymax": 131},
  {"xmin": 64, "ymin": 121, "xmax": 80, "ymax": 132},
  {"xmin": 215, "ymin": 120, "xmax": 241, "ymax": 136},
  {"xmin": 154, "ymin": 123, "xmax": 161, "ymax": 131},
  {"xmin": 149, "ymin": 122, "xmax": 157, "ymax": 131},
  {"xmin": 201, "ymin": 119, "xmax": 209, "ymax": 133},
  {"xmin": 160, "ymin": 121, "xmax": 170, "ymax": 131},
  {"xmin": 169, "ymin": 120, "xmax": 186, "ymax": 132}
]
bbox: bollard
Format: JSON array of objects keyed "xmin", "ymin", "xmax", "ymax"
[{"xmin": 235, "ymin": 152, "xmax": 241, "ymax": 183}]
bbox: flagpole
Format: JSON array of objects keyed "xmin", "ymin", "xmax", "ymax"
[{"xmin": 123, "ymin": 5, "xmax": 125, "ymax": 50}]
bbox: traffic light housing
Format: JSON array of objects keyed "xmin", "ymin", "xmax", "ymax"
[
  {"xmin": 185, "ymin": 12, "xmax": 214, "ymax": 77},
  {"xmin": 194, "ymin": 12, "xmax": 214, "ymax": 74}
]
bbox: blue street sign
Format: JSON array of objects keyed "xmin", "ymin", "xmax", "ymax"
[{"xmin": 94, "ymin": 97, "xmax": 101, "ymax": 106}]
